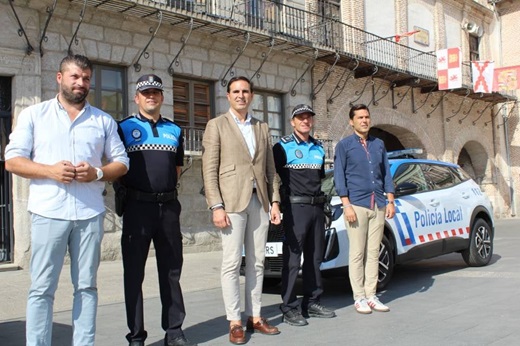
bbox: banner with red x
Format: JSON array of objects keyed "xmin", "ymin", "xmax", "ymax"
[{"xmin": 471, "ymin": 61, "xmax": 494, "ymax": 93}]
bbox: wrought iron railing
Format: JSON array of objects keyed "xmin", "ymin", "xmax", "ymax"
[
  {"xmin": 183, "ymin": 126, "xmax": 205, "ymax": 154},
  {"xmin": 161, "ymin": 0, "xmax": 438, "ymax": 81},
  {"xmin": 184, "ymin": 126, "xmax": 335, "ymax": 162}
]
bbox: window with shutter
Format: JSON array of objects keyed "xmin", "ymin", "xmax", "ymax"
[{"xmin": 86, "ymin": 64, "xmax": 127, "ymax": 120}]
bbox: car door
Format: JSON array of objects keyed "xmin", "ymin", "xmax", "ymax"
[
  {"xmin": 388, "ymin": 162, "xmax": 445, "ymax": 256},
  {"xmin": 421, "ymin": 163, "xmax": 470, "ymax": 241}
]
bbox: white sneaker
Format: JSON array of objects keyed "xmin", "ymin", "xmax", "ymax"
[
  {"xmin": 367, "ymin": 296, "xmax": 390, "ymax": 312},
  {"xmin": 354, "ymin": 298, "xmax": 372, "ymax": 314}
]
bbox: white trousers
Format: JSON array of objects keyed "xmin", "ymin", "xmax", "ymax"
[{"xmin": 220, "ymin": 193, "xmax": 269, "ymax": 321}]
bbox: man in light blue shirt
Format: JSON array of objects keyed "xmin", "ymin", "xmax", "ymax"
[{"xmin": 5, "ymin": 54, "xmax": 129, "ymax": 346}]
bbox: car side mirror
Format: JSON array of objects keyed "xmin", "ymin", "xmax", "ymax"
[{"xmin": 395, "ymin": 182, "xmax": 418, "ymax": 197}]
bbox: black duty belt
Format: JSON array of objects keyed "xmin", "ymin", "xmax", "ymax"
[
  {"xmin": 288, "ymin": 195, "xmax": 327, "ymax": 205},
  {"xmin": 126, "ymin": 188, "xmax": 177, "ymax": 203}
]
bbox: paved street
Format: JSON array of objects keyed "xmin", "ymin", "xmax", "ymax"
[{"xmin": 1, "ymin": 218, "xmax": 519, "ymax": 345}]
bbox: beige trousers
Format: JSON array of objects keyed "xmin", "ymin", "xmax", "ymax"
[
  {"xmin": 220, "ymin": 193, "xmax": 269, "ymax": 321},
  {"xmin": 346, "ymin": 204, "xmax": 385, "ymax": 301}
]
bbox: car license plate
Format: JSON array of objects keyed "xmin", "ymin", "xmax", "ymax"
[{"xmin": 265, "ymin": 242, "xmax": 283, "ymax": 257}]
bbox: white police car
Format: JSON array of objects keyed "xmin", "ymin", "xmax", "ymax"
[{"xmin": 249, "ymin": 150, "xmax": 495, "ymax": 289}]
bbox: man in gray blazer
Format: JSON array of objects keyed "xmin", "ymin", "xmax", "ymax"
[{"xmin": 202, "ymin": 76, "xmax": 282, "ymax": 345}]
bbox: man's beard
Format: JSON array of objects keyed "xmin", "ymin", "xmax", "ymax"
[{"xmin": 61, "ymin": 85, "xmax": 89, "ymax": 104}]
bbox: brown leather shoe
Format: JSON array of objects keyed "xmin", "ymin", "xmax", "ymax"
[
  {"xmin": 229, "ymin": 325, "xmax": 245, "ymax": 345},
  {"xmin": 246, "ymin": 317, "xmax": 281, "ymax": 335}
]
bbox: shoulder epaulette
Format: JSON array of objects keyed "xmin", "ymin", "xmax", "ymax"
[
  {"xmin": 309, "ymin": 135, "xmax": 323, "ymax": 147},
  {"xmin": 280, "ymin": 135, "xmax": 294, "ymax": 143},
  {"xmin": 118, "ymin": 114, "xmax": 136, "ymax": 124}
]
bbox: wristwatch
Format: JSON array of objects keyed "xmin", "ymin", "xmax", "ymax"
[{"xmin": 95, "ymin": 167, "xmax": 104, "ymax": 181}]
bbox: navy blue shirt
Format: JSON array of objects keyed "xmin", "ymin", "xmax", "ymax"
[
  {"xmin": 333, "ymin": 134, "xmax": 394, "ymax": 209},
  {"xmin": 118, "ymin": 113, "xmax": 184, "ymax": 193},
  {"xmin": 273, "ymin": 133, "xmax": 325, "ymax": 198}
]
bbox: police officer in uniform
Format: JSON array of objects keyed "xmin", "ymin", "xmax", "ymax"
[
  {"xmin": 273, "ymin": 104, "xmax": 336, "ymax": 326},
  {"xmin": 117, "ymin": 74, "xmax": 195, "ymax": 346}
]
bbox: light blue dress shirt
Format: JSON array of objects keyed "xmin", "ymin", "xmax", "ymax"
[{"xmin": 5, "ymin": 96, "xmax": 129, "ymax": 220}]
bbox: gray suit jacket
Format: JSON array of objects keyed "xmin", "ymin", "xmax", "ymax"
[{"xmin": 202, "ymin": 112, "xmax": 280, "ymax": 213}]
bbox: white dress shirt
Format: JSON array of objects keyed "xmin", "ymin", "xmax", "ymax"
[
  {"xmin": 5, "ymin": 96, "xmax": 129, "ymax": 220},
  {"xmin": 230, "ymin": 110, "xmax": 257, "ymax": 188},
  {"xmin": 230, "ymin": 110, "xmax": 256, "ymax": 158}
]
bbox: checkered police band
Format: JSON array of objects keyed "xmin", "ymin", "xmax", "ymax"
[
  {"xmin": 291, "ymin": 104, "xmax": 316, "ymax": 118},
  {"xmin": 136, "ymin": 74, "xmax": 164, "ymax": 91},
  {"xmin": 127, "ymin": 144, "xmax": 178, "ymax": 153},
  {"xmin": 284, "ymin": 163, "xmax": 322, "ymax": 169}
]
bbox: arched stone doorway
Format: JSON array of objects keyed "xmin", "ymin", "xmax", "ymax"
[
  {"xmin": 370, "ymin": 126, "xmax": 424, "ymax": 156},
  {"xmin": 457, "ymin": 141, "xmax": 489, "ymax": 184}
]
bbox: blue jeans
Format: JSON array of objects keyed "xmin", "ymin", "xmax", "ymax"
[{"xmin": 26, "ymin": 213, "xmax": 105, "ymax": 346}]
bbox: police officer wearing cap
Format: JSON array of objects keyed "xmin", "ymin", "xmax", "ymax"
[
  {"xmin": 117, "ymin": 74, "xmax": 196, "ymax": 346},
  {"xmin": 273, "ymin": 104, "xmax": 336, "ymax": 326}
]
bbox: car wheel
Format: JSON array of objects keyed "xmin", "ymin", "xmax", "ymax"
[
  {"xmin": 462, "ymin": 218, "xmax": 493, "ymax": 267},
  {"xmin": 377, "ymin": 235, "xmax": 394, "ymax": 290}
]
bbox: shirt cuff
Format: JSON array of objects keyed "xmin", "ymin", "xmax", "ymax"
[{"xmin": 210, "ymin": 203, "xmax": 224, "ymax": 211}]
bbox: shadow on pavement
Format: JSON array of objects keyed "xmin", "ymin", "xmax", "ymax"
[
  {"xmin": 259, "ymin": 251, "xmax": 502, "ymax": 310},
  {"xmin": 381, "ymin": 252, "xmax": 502, "ymax": 303},
  {"xmin": 147, "ymin": 302, "xmax": 286, "ymax": 346},
  {"xmin": 0, "ymin": 320, "xmax": 72, "ymax": 346}
]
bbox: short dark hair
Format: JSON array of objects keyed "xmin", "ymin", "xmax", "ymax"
[
  {"xmin": 349, "ymin": 103, "xmax": 370, "ymax": 119},
  {"xmin": 59, "ymin": 54, "xmax": 93, "ymax": 73},
  {"xmin": 227, "ymin": 76, "xmax": 254, "ymax": 93}
]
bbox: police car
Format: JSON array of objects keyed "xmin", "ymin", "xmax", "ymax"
[{"xmin": 245, "ymin": 149, "xmax": 495, "ymax": 289}]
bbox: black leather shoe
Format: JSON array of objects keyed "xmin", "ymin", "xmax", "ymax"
[
  {"xmin": 280, "ymin": 306, "xmax": 308, "ymax": 326},
  {"xmin": 302, "ymin": 302, "xmax": 336, "ymax": 318},
  {"xmin": 165, "ymin": 334, "xmax": 197, "ymax": 346}
]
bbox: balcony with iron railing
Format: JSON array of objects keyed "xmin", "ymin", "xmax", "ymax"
[{"xmin": 71, "ymin": 0, "xmax": 510, "ymax": 104}]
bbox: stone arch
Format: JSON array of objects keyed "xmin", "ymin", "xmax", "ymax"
[
  {"xmin": 456, "ymin": 141, "xmax": 490, "ymax": 184},
  {"xmin": 328, "ymin": 106, "xmax": 439, "ymax": 159},
  {"xmin": 370, "ymin": 127, "xmax": 405, "ymax": 151},
  {"xmin": 371, "ymin": 125, "xmax": 424, "ymax": 156}
]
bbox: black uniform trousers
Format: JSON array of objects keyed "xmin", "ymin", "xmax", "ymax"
[
  {"xmin": 280, "ymin": 202, "xmax": 325, "ymax": 313},
  {"xmin": 121, "ymin": 198, "xmax": 185, "ymax": 343}
]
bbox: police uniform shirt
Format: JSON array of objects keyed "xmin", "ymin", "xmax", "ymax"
[
  {"xmin": 118, "ymin": 113, "xmax": 184, "ymax": 193},
  {"xmin": 273, "ymin": 133, "xmax": 325, "ymax": 197}
]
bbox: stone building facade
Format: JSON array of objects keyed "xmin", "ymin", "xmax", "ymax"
[
  {"xmin": 310, "ymin": 0, "xmax": 518, "ymax": 221},
  {"xmin": 0, "ymin": 0, "xmax": 517, "ymax": 269},
  {"xmin": 496, "ymin": 0, "xmax": 520, "ymax": 219}
]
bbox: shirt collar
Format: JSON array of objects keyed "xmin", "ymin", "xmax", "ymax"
[
  {"xmin": 354, "ymin": 133, "xmax": 371, "ymax": 142},
  {"xmin": 136, "ymin": 113, "xmax": 164, "ymax": 123},
  {"xmin": 55, "ymin": 94, "xmax": 90, "ymax": 112},
  {"xmin": 230, "ymin": 109, "xmax": 252, "ymax": 124},
  {"xmin": 292, "ymin": 132, "xmax": 317, "ymax": 145}
]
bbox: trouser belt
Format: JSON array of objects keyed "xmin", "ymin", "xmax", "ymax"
[
  {"xmin": 126, "ymin": 188, "xmax": 178, "ymax": 203},
  {"xmin": 288, "ymin": 195, "xmax": 327, "ymax": 204}
]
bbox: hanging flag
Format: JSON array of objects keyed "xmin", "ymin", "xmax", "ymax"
[
  {"xmin": 394, "ymin": 30, "xmax": 420, "ymax": 43},
  {"xmin": 437, "ymin": 47, "xmax": 462, "ymax": 90},
  {"xmin": 493, "ymin": 65, "xmax": 520, "ymax": 92},
  {"xmin": 472, "ymin": 61, "xmax": 494, "ymax": 93}
]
